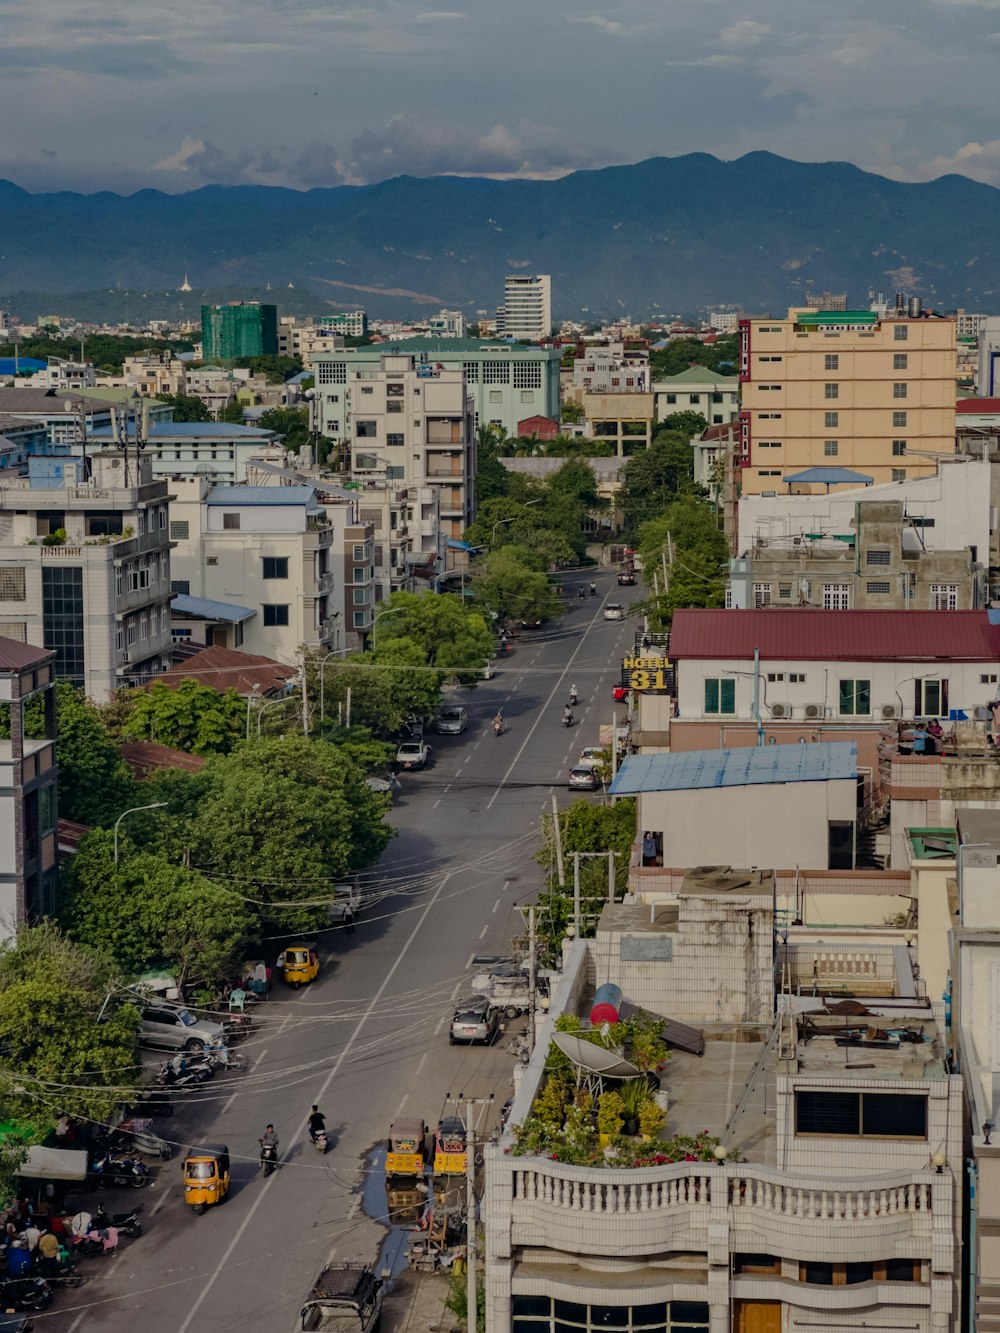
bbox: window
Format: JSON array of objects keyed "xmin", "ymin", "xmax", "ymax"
[
  {"xmin": 206, "ymin": 557, "xmax": 218, "ymax": 566},
  {"xmin": 513, "ymin": 363, "xmax": 542, "ymax": 389},
  {"xmin": 489, "ymin": 390, "xmax": 503, "ymax": 404},
  {"xmin": 894, "ymin": 324, "xmax": 909, "ymax": 341},
  {"xmin": 353, "ymin": 611, "xmax": 368, "ymax": 629},
  {"xmin": 795, "ymin": 1090, "xmax": 926, "ymax": 1137},
  {"xmin": 758, "ymin": 355, "xmax": 782, "ymax": 363},
  {"xmin": 824, "ymin": 383, "xmax": 839, "ymax": 399},
  {"xmin": 386, "ymin": 382, "xmax": 404, "ymax": 396},
  {"xmin": 757, "ymin": 412, "xmax": 782, "ymax": 419},
  {"xmin": 778, "ymin": 584, "xmax": 792, "ymax": 599},
  {"xmin": 712, "ymin": 392, "xmax": 724, "ymax": 403},
  {"xmin": 360, "ymin": 385, "xmax": 373, "ymax": 395},
  {"xmin": 759, "ymin": 385, "xmax": 781, "ymax": 392},
  {"xmin": 222, "ymin": 513, "xmax": 240, "ymax": 530},
  {"xmin": 42, "ymin": 566, "xmax": 84, "ymax": 686},
  {"xmin": 892, "ymin": 410, "xmax": 907, "ymax": 428},
  {"xmin": 262, "ymin": 605, "xmax": 289, "ymax": 627},
  {"xmin": 930, "ymin": 584, "xmax": 958, "ymax": 611},
  {"xmin": 824, "ymin": 411, "xmax": 839, "ymax": 428},
  {"xmin": 733, "ymin": 1255, "xmax": 780, "ymax": 1276},
  {"xmin": 866, "ymin": 549, "xmax": 890, "ymax": 565},
  {"xmin": 892, "ymin": 440, "xmax": 907, "ymax": 456},
  {"xmin": 665, "ymin": 393, "xmax": 677, "ymax": 404},
  {"xmin": 158, "ymin": 506, "xmax": 167, "ymax": 529},
  {"xmin": 892, "ymin": 468, "xmax": 906, "ymax": 482},
  {"xmin": 511, "ymin": 1296, "xmax": 708, "ymax": 1333},
  {"xmin": 915, "ymin": 678, "xmax": 949, "ymax": 714},
  {"xmin": 353, "ymin": 545, "xmax": 369, "ymax": 561},
  {"xmin": 169, "ymin": 520, "xmax": 190, "ymax": 540},
  {"xmin": 838, "ymin": 678, "xmax": 870, "ymax": 714},
  {"xmin": 753, "ymin": 583, "xmax": 771, "ymax": 607},
  {"xmin": 262, "ymin": 557, "xmax": 288, "ymax": 580},
  {"xmin": 824, "ymin": 353, "xmax": 839, "ymax": 370},
  {"xmin": 171, "ymin": 579, "xmax": 190, "ymax": 595},
  {"xmin": 355, "ymin": 420, "xmax": 377, "ymax": 438},
  {"xmin": 758, "ymin": 442, "xmax": 781, "ymax": 448},
  {"xmin": 704, "ymin": 678, "xmax": 736, "ymax": 715},
  {"xmin": 981, "ymin": 674, "xmax": 998, "ymax": 685},
  {"xmin": 823, "ymin": 583, "xmax": 850, "ymax": 609},
  {"xmin": 0, "ymin": 568, "xmax": 25, "ymax": 602},
  {"xmin": 893, "ymin": 353, "xmax": 908, "ymax": 370},
  {"xmin": 387, "ymin": 400, "xmax": 403, "ymax": 413},
  {"xmin": 767, "ymin": 672, "xmax": 784, "ymax": 683},
  {"xmin": 688, "ymin": 393, "xmax": 701, "ymax": 402},
  {"xmin": 866, "ymin": 581, "xmax": 891, "ymax": 594},
  {"xmin": 824, "ymin": 440, "xmax": 838, "ymax": 456},
  {"xmin": 789, "ymin": 672, "xmax": 806, "ymax": 683},
  {"xmin": 892, "ymin": 382, "xmax": 908, "ymax": 399},
  {"xmin": 387, "ymin": 433, "xmax": 404, "ymax": 447},
  {"xmin": 482, "ymin": 360, "xmax": 510, "ymax": 385},
  {"xmin": 758, "ymin": 469, "xmax": 781, "ymax": 477}
]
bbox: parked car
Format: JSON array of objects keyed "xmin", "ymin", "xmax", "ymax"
[
  {"xmin": 611, "ymin": 684, "xmax": 630, "ymax": 702},
  {"xmin": 577, "ymin": 747, "xmax": 607, "ymax": 770},
  {"xmin": 449, "ymin": 999, "xmax": 500, "ymax": 1045},
  {"xmin": 139, "ymin": 1005, "xmax": 226, "ymax": 1053},
  {"xmin": 603, "ymin": 603, "xmax": 625, "ymax": 621},
  {"xmin": 568, "ymin": 766, "xmax": 600, "ymax": 791},
  {"xmin": 436, "ymin": 706, "xmax": 468, "ymax": 735},
  {"xmin": 396, "ymin": 739, "xmax": 431, "ymax": 770}
]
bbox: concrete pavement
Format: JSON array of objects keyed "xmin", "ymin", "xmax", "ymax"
[{"xmin": 43, "ymin": 571, "xmax": 636, "ymax": 1333}]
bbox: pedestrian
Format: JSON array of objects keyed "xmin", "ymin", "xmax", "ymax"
[
  {"xmin": 911, "ymin": 724, "xmax": 929, "ymax": 756},
  {"xmin": 642, "ymin": 831, "xmax": 657, "ymax": 864},
  {"xmin": 37, "ymin": 1228, "xmax": 59, "ymax": 1278},
  {"xmin": 22, "ymin": 1222, "xmax": 40, "ymax": 1253}
]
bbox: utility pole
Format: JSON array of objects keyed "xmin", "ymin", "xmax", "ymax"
[
  {"xmin": 611, "ymin": 710, "xmax": 619, "ymax": 784},
  {"xmin": 346, "ymin": 686, "xmax": 352, "ymax": 730},
  {"xmin": 573, "ymin": 852, "xmax": 581, "ymax": 937},
  {"xmin": 301, "ymin": 661, "xmax": 310, "ymax": 737},
  {"xmin": 550, "ymin": 795, "xmax": 565, "ymax": 885},
  {"xmin": 607, "ymin": 851, "xmax": 615, "ymax": 904},
  {"xmin": 527, "ymin": 906, "xmax": 537, "ymax": 1053},
  {"xmin": 458, "ymin": 1093, "xmax": 492, "ymax": 1333}
]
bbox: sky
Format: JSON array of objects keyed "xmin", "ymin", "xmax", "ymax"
[{"xmin": 3, "ymin": 0, "xmax": 1000, "ymax": 196}]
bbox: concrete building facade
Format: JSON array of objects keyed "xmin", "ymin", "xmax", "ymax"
[
  {"xmin": 653, "ymin": 367, "xmax": 740, "ymax": 426},
  {"xmin": 738, "ymin": 309, "xmax": 957, "ymax": 495},
  {"xmin": 502, "ymin": 274, "xmax": 551, "ymax": 342}
]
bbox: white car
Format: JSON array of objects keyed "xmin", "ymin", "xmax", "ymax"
[
  {"xmin": 396, "ymin": 739, "xmax": 431, "ymax": 770},
  {"xmin": 577, "ymin": 747, "xmax": 607, "ymax": 771},
  {"xmin": 603, "ymin": 603, "xmax": 625, "ymax": 621}
]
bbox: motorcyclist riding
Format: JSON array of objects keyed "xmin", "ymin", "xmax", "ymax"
[
  {"xmin": 308, "ymin": 1106, "xmax": 326, "ymax": 1144},
  {"xmin": 578, "ymin": 587, "xmax": 586, "ymax": 600},
  {"xmin": 563, "ymin": 704, "xmax": 574, "ymax": 726},
  {"xmin": 259, "ymin": 1125, "xmax": 279, "ymax": 1157},
  {"xmin": 589, "ymin": 581, "xmax": 597, "ymax": 596},
  {"xmin": 569, "ymin": 684, "xmax": 578, "ymax": 706},
  {"xmin": 493, "ymin": 711, "xmax": 504, "ymax": 736}
]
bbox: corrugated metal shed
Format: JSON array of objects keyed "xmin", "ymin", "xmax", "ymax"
[
  {"xmin": 170, "ymin": 594, "xmax": 255, "ymax": 623},
  {"xmin": 608, "ymin": 741, "xmax": 857, "ymax": 795},
  {"xmin": 205, "ymin": 485, "xmax": 315, "ymax": 506},
  {"xmin": 669, "ymin": 609, "xmax": 1000, "ymax": 663},
  {"xmin": 783, "ymin": 466, "xmax": 873, "ymax": 486}
]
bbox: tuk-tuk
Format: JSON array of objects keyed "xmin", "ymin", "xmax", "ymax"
[
  {"xmin": 385, "ymin": 1118, "xmax": 427, "ymax": 1179},
  {"xmin": 280, "ymin": 945, "xmax": 319, "ymax": 988},
  {"xmin": 386, "ymin": 1183, "xmax": 426, "ymax": 1225},
  {"xmin": 433, "ymin": 1117, "xmax": 467, "ymax": 1175},
  {"xmin": 183, "ymin": 1145, "xmax": 230, "ymax": 1214}
]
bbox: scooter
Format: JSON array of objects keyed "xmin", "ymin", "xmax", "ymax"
[
  {"xmin": 569, "ymin": 689, "xmax": 579, "ymax": 706},
  {"xmin": 312, "ymin": 1129, "xmax": 327, "ymax": 1154},
  {"xmin": 0, "ymin": 1276, "xmax": 53, "ymax": 1311},
  {"xmin": 259, "ymin": 1142, "xmax": 278, "ymax": 1178},
  {"xmin": 93, "ymin": 1204, "xmax": 142, "ymax": 1239},
  {"xmin": 72, "ymin": 1228, "xmax": 118, "ymax": 1258},
  {"xmin": 578, "ymin": 588, "xmax": 586, "ymax": 601},
  {"xmin": 91, "ymin": 1153, "xmax": 149, "ymax": 1189},
  {"xmin": 562, "ymin": 711, "xmax": 574, "ymax": 727},
  {"xmin": 590, "ymin": 582, "xmax": 597, "ymax": 597},
  {"xmin": 493, "ymin": 717, "xmax": 505, "ymax": 737}
]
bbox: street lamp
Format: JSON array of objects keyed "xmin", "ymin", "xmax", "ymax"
[
  {"xmin": 245, "ymin": 684, "xmax": 261, "ymax": 740},
  {"xmin": 491, "ymin": 498, "xmax": 542, "ymax": 546},
  {"xmin": 113, "ymin": 802, "xmax": 167, "ymax": 868},
  {"xmin": 317, "ymin": 647, "xmax": 353, "ymax": 722},
  {"xmin": 256, "ymin": 695, "xmax": 294, "ymax": 739},
  {"xmin": 371, "ymin": 605, "xmax": 406, "ymax": 649}
]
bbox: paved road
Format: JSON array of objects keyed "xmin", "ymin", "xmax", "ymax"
[{"xmin": 45, "ymin": 572, "xmax": 635, "ymax": 1333}]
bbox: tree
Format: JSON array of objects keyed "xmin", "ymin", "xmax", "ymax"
[
  {"xmin": 657, "ymin": 410, "xmax": 707, "ymax": 438},
  {"xmin": 370, "ymin": 592, "xmax": 495, "ymax": 676},
  {"xmin": 258, "ymin": 406, "xmax": 311, "ymax": 451},
  {"xmin": 620, "ymin": 432, "xmax": 698, "ymax": 531},
  {"xmin": 0, "ymin": 923, "xmax": 140, "ymax": 1137},
  {"xmin": 305, "ymin": 652, "xmax": 440, "ymax": 737},
  {"xmin": 120, "ymin": 679, "xmax": 247, "ymax": 755},
  {"xmin": 234, "ymin": 355, "xmax": 303, "ymax": 383},
  {"xmin": 62, "ymin": 831, "xmax": 255, "ymax": 997},
  {"xmin": 638, "ymin": 495, "xmax": 727, "ymax": 627},
  {"xmin": 647, "ymin": 334, "xmax": 738, "ymax": 378},
  {"xmin": 155, "ymin": 392, "xmax": 212, "ymax": 422},
  {"xmin": 472, "ymin": 548, "xmax": 561, "ymax": 624},
  {"xmin": 51, "ymin": 685, "xmax": 137, "ymax": 826},
  {"xmin": 218, "ymin": 401, "xmax": 244, "ymax": 423},
  {"xmin": 560, "ymin": 401, "xmax": 584, "ymax": 425}
]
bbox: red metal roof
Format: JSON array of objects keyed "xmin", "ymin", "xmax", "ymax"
[
  {"xmin": 956, "ymin": 398, "xmax": 1000, "ymax": 413},
  {"xmin": 0, "ymin": 635, "xmax": 53, "ymax": 673},
  {"xmin": 669, "ymin": 609, "xmax": 1000, "ymax": 663},
  {"xmin": 159, "ymin": 646, "xmax": 294, "ymax": 697},
  {"xmin": 119, "ymin": 741, "xmax": 207, "ymax": 780}
]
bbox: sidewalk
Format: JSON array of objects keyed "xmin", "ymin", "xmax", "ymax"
[{"xmin": 382, "ymin": 1268, "xmax": 458, "ymax": 1333}]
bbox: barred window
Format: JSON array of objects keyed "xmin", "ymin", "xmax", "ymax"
[
  {"xmin": 169, "ymin": 520, "xmax": 189, "ymax": 540},
  {"xmin": 482, "ymin": 361, "xmax": 510, "ymax": 385},
  {"xmin": 512, "ymin": 362, "xmax": 542, "ymax": 389},
  {"xmin": 0, "ymin": 568, "xmax": 26, "ymax": 602},
  {"xmin": 462, "ymin": 362, "xmax": 480, "ymax": 384}
]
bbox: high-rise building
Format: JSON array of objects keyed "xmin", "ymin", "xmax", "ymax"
[
  {"xmin": 738, "ymin": 307, "xmax": 956, "ymax": 495},
  {"xmin": 201, "ymin": 302, "xmax": 278, "ymax": 360},
  {"xmin": 320, "ymin": 311, "xmax": 368, "ymax": 339},
  {"xmin": 502, "ymin": 275, "xmax": 551, "ymax": 342},
  {"xmin": 805, "ymin": 291, "xmax": 848, "ymax": 310}
]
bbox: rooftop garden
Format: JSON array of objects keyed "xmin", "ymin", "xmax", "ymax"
[{"xmin": 507, "ymin": 1011, "xmax": 732, "ymax": 1169}]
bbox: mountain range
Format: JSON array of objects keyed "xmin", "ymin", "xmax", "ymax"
[{"xmin": 2, "ymin": 152, "xmax": 1000, "ymax": 321}]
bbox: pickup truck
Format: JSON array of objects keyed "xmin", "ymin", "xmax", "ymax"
[
  {"xmin": 470, "ymin": 965, "xmax": 551, "ymax": 1017},
  {"xmin": 300, "ymin": 1264, "xmax": 383, "ymax": 1333},
  {"xmin": 328, "ymin": 884, "xmax": 362, "ymax": 930}
]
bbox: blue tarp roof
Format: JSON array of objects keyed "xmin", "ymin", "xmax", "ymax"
[
  {"xmin": 609, "ymin": 741, "xmax": 858, "ymax": 796},
  {"xmin": 205, "ymin": 485, "xmax": 315, "ymax": 506},
  {"xmin": 783, "ymin": 467, "xmax": 873, "ymax": 486},
  {"xmin": 0, "ymin": 358, "xmax": 46, "ymax": 375},
  {"xmin": 170, "ymin": 594, "xmax": 256, "ymax": 623}
]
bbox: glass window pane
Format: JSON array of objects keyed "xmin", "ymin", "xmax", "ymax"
[
  {"xmin": 632, "ymin": 1305, "xmax": 667, "ymax": 1327},
  {"xmin": 553, "ymin": 1301, "xmax": 587, "ymax": 1323},
  {"xmin": 802, "ymin": 1262, "xmax": 835, "ymax": 1285},
  {"xmin": 668, "ymin": 1304, "xmax": 709, "ymax": 1323},
  {"xmin": 862, "ymin": 1093, "xmax": 927, "ymax": 1138},
  {"xmin": 513, "ymin": 1298, "xmax": 552, "ymax": 1318},
  {"xmin": 796, "ymin": 1091, "xmax": 860, "ymax": 1134},
  {"xmin": 884, "ymin": 1258, "xmax": 917, "ymax": 1282},
  {"xmin": 589, "ymin": 1307, "xmax": 628, "ymax": 1328},
  {"xmin": 845, "ymin": 1262, "xmax": 874, "ymax": 1284},
  {"xmin": 720, "ymin": 679, "xmax": 735, "ymax": 713},
  {"xmin": 704, "ymin": 679, "xmax": 719, "ymax": 713}
]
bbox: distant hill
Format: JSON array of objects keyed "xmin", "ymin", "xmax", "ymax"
[{"xmin": 3, "ymin": 152, "xmax": 1000, "ymax": 320}]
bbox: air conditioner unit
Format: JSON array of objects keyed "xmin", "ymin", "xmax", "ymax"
[
  {"xmin": 803, "ymin": 702, "xmax": 824, "ymax": 719},
  {"xmin": 769, "ymin": 703, "xmax": 790, "ymax": 719},
  {"xmin": 880, "ymin": 703, "xmax": 900, "ymax": 720}
]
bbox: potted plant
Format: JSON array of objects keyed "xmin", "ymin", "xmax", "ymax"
[
  {"xmin": 596, "ymin": 1091, "xmax": 624, "ymax": 1146},
  {"xmin": 630, "ymin": 1014, "xmax": 669, "ymax": 1073},
  {"xmin": 618, "ymin": 1078, "xmax": 647, "ymax": 1137},
  {"xmin": 638, "ymin": 1098, "xmax": 666, "ymax": 1141},
  {"xmin": 535, "ymin": 1076, "xmax": 570, "ymax": 1130}
]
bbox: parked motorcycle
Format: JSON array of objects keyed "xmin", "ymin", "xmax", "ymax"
[
  {"xmin": 72, "ymin": 1228, "xmax": 118, "ymax": 1258},
  {"xmin": 39, "ymin": 1254, "xmax": 83, "ymax": 1288},
  {"xmin": 0, "ymin": 1276, "xmax": 52, "ymax": 1311},
  {"xmin": 91, "ymin": 1153, "xmax": 149, "ymax": 1190},
  {"xmin": 93, "ymin": 1204, "xmax": 142, "ymax": 1239}
]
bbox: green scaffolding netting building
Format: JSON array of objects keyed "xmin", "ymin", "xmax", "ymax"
[{"xmin": 201, "ymin": 302, "xmax": 278, "ymax": 360}]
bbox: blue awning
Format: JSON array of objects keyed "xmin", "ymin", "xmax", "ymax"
[
  {"xmin": 784, "ymin": 467, "xmax": 873, "ymax": 488},
  {"xmin": 170, "ymin": 594, "xmax": 256, "ymax": 623},
  {"xmin": 447, "ymin": 539, "xmax": 475, "ymax": 552}
]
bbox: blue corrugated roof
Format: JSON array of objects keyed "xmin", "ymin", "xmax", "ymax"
[
  {"xmin": 784, "ymin": 467, "xmax": 873, "ymax": 485},
  {"xmin": 608, "ymin": 741, "xmax": 857, "ymax": 796},
  {"xmin": 205, "ymin": 484, "xmax": 315, "ymax": 506},
  {"xmin": 0, "ymin": 358, "xmax": 46, "ymax": 375},
  {"xmin": 170, "ymin": 594, "xmax": 256, "ymax": 623},
  {"xmin": 91, "ymin": 422, "xmax": 273, "ymax": 439}
]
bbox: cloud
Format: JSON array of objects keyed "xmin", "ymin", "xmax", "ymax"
[
  {"xmin": 720, "ymin": 19, "xmax": 770, "ymax": 46},
  {"xmin": 416, "ymin": 10, "xmax": 467, "ymax": 19},
  {"xmin": 919, "ymin": 139, "xmax": 1000, "ymax": 185},
  {"xmin": 571, "ymin": 15, "xmax": 622, "ymax": 34}
]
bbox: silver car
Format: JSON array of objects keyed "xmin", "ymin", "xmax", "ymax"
[
  {"xmin": 139, "ymin": 1005, "xmax": 226, "ymax": 1052},
  {"xmin": 436, "ymin": 706, "xmax": 468, "ymax": 735},
  {"xmin": 449, "ymin": 1000, "xmax": 500, "ymax": 1046}
]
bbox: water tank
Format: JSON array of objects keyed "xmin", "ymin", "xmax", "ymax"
[
  {"xmin": 908, "ymin": 296, "xmax": 922, "ymax": 318},
  {"xmin": 590, "ymin": 983, "xmax": 622, "ymax": 1025}
]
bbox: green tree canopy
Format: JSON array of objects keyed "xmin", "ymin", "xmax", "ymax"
[
  {"xmin": 619, "ymin": 431, "xmax": 698, "ymax": 532},
  {"xmin": 156, "ymin": 392, "xmax": 213, "ymax": 422},
  {"xmin": 50, "ymin": 685, "xmax": 137, "ymax": 826},
  {"xmin": 638, "ymin": 495, "xmax": 728, "ymax": 628},
  {"xmin": 258, "ymin": 405, "xmax": 311, "ymax": 450},
  {"xmin": 233, "ymin": 355, "xmax": 303, "ymax": 383},
  {"xmin": 370, "ymin": 591, "xmax": 495, "ymax": 676},
  {"xmin": 120, "ymin": 679, "xmax": 247, "ymax": 755},
  {"xmin": 657, "ymin": 410, "xmax": 707, "ymax": 438},
  {"xmin": 647, "ymin": 334, "xmax": 738, "ymax": 377},
  {"xmin": 471, "ymin": 548, "xmax": 562, "ymax": 624}
]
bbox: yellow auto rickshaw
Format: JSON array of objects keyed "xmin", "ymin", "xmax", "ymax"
[
  {"xmin": 433, "ymin": 1117, "xmax": 467, "ymax": 1176},
  {"xmin": 183, "ymin": 1144, "xmax": 230, "ymax": 1214},
  {"xmin": 386, "ymin": 1118, "xmax": 427, "ymax": 1179},
  {"xmin": 280, "ymin": 944, "xmax": 319, "ymax": 988}
]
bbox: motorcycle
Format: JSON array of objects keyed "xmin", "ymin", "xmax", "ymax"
[
  {"xmin": 93, "ymin": 1204, "xmax": 142, "ymax": 1239},
  {"xmin": 259, "ymin": 1142, "xmax": 278, "ymax": 1177},
  {"xmin": 492, "ymin": 717, "xmax": 504, "ymax": 737},
  {"xmin": 578, "ymin": 588, "xmax": 586, "ymax": 601},
  {"xmin": 562, "ymin": 711, "xmax": 574, "ymax": 727},
  {"xmin": 312, "ymin": 1129, "xmax": 327, "ymax": 1154},
  {"xmin": 569, "ymin": 689, "xmax": 578, "ymax": 706},
  {"xmin": 157, "ymin": 1055, "xmax": 212, "ymax": 1087},
  {"xmin": 72, "ymin": 1228, "xmax": 118, "ymax": 1258},
  {"xmin": 0, "ymin": 1276, "xmax": 52, "ymax": 1311},
  {"xmin": 91, "ymin": 1153, "xmax": 149, "ymax": 1190},
  {"xmin": 590, "ymin": 583, "xmax": 597, "ymax": 597}
]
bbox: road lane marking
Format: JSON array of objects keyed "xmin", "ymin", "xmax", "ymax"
[
  {"xmin": 433, "ymin": 799, "xmax": 441, "ymax": 808},
  {"xmin": 434, "ymin": 1014, "xmax": 447, "ymax": 1035},
  {"xmin": 68, "ymin": 1314, "xmax": 86, "ymax": 1333},
  {"xmin": 348, "ymin": 1198, "xmax": 360, "ymax": 1219},
  {"xmin": 450, "ymin": 980, "xmax": 463, "ymax": 1000},
  {"xmin": 222, "ymin": 1046, "xmax": 268, "ymax": 1112},
  {"xmin": 479, "ymin": 924, "xmax": 489, "ymax": 939},
  {"xmin": 492, "ymin": 898, "xmax": 500, "ymax": 914},
  {"xmin": 393, "ymin": 1093, "xmax": 409, "ymax": 1118},
  {"xmin": 415, "ymin": 1052, "xmax": 428, "ymax": 1078},
  {"xmin": 174, "ymin": 871, "xmax": 454, "ymax": 1333},
  {"xmin": 151, "ymin": 1191, "xmax": 170, "ymax": 1217},
  {"xmin": 464, "ymin": 953, "xmax": 475, "ymax": 969}
]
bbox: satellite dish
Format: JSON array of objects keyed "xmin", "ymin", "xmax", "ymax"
[{"xmin": 552, "ymin": 1032, "xmax": 641, "ymax": 1080}]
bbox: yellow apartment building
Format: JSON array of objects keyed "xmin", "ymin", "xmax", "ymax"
[{"xmin": 738, "ymin": 308, "xmax": 956, "ymax": 496}]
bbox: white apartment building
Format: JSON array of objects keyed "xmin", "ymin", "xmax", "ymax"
[
  {"xmin": 91, "ymin": 421, "xmax": 285, "ymax": 485},
  {"xmin": 955, "ymin": 310, "xmax": 990, "ymax": 340},
  {"xmin": 15, "ymin": 359, "xmax": 96, "ymax": 391},
  {"xmin": 709, "ymin": 310, "xmax": 741, "ymax": 333},
  {"xmin": 428, "ymin": 309, "xmax": 466, "ymax": 338},
  {"xmin": 320, "ymin": 311, "xmax": 367, "ymax": 339},
  {"xmin": 503, "ymin": 274, "xmax": 552, "ymax": 342},
  {"xmin": 120, "ymin": 353, "xmax": 188, "ymax": 397},
  {"xmin": 0, "ymin": 449, "xmax": 174, "ymax": 703},
  {"xmin": 569, "ymin": 344, "xmax": 650, "ymax": 394},
  {"xmin": 653, "ymin": 367, "xmax": 740, "ymax": 426},
  {"xmin": 167, "ymin": 480, "xmax": 360, "ymax": 661}
]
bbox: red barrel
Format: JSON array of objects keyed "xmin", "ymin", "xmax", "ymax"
[{"xmin": 590, "ymin": 983, "xmax": 622, "ymax": 1025}]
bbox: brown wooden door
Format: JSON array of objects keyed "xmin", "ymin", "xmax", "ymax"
[{"xmin": 735, "ymin": 1301, "xmax": 781, "ymax": 1333}]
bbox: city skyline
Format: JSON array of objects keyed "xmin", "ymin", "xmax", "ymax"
[{"xmin": 3, "ymin": 0, "xmax": 1000, "ymax": 195}]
